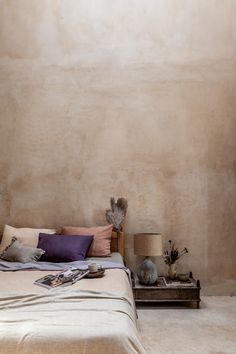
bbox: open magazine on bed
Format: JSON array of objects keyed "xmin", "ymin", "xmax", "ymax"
[{"xmin": 34, "ymin": 267, "xmax": 90, "ymax": 289}]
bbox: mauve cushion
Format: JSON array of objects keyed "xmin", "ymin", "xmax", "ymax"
[
  {"xmin": 62, "ymin": 224, "xmax": 113, "ymax": 257},
  {"xmin": 37, "ymin": 233, "xmax": 93, "ymax": 262}
]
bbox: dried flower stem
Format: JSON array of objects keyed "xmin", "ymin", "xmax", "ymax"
[{"xmin": 163, "ymin": 240, "xmax": 188, "ymax": 265}]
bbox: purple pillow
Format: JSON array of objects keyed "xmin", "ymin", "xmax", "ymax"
[{"xmin": 37, "ymin": 233, "xmax": 93, "ymax": 262}]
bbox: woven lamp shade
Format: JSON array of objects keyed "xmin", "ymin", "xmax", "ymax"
[{"xmin": 134, "ymin": 233, "xmax": 162, "ymax": 256}]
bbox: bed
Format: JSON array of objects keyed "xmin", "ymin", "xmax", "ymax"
[{"xmin": 0, "ymin": 230, "xmax": 146, "ymax": 354}]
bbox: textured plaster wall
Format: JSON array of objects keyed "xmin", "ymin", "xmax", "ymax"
[{"xmin": 0, "ymin": 0, "xmax": 235, "ymax": 294}]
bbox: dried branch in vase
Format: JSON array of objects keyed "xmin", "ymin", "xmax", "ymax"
[{"xmin": 163, "ymin": 240, "xmax": 188, "ymax": 265}]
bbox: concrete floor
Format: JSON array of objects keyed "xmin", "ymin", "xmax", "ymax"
[{"xmin": 137, "ymin": 297, "xmax": 236, "ymax": 354}]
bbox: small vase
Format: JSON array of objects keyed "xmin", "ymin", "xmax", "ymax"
[{"xmin": 168, "ymin": 263, "xmax": 177, "ymax": 280}]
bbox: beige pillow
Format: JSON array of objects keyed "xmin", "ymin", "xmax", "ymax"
[
  {"xmin": 0, "ymin": 225, "xmax": 57, "ymax": 253},
  {"xmin": 62, "ymin": 224, "xmax": 113, "ymax": 257}
]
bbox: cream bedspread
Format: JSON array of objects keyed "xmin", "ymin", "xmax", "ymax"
[{"xmin": 0, "ymin": 269, "xmax": 146, "ymax": 354}]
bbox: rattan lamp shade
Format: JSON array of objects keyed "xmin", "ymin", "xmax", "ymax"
[{"xmin": 134, "ymin": 233, "xmax": 162, "ymax": 256}]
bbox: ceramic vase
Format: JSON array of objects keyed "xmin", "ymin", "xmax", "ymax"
[
  {"xmin": 137, "ymin": 257, "xmax": 158, "ymax": 285},
  {"xmin": 168, "ymin": 263, "xmax": 177, "ymax": 280}
]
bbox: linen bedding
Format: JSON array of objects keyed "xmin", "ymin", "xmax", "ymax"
[{"xmin": 0, "ymin": 256, "xmax": 146, "ymax": 354}]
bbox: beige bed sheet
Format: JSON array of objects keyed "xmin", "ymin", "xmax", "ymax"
[{"xmin": 0, "ymin": 268, "xmax": 146, "ymax": 354}]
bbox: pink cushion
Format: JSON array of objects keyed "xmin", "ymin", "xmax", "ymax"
[{"xmin": 62, "ymin": 224, "xmax": 113, "ymax": 257}]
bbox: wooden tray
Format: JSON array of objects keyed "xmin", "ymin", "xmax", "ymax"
[{"xmin": 85, "ymin": 269, "xmax": 105, "ymax": 278}]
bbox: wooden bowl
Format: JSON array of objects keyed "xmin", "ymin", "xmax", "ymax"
[{"xmin": 85, "ymin": 269, "xmax": 105, "ymax": 278}]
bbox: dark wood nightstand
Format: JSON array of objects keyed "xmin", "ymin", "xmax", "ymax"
[{"xmin": 132, "ymin": 272, "xmax": 201, "ymax": 308}]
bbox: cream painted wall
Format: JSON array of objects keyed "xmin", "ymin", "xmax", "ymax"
[{"xmin": 0, "ymin": 0, "xmax": 235, "ymax": 294}]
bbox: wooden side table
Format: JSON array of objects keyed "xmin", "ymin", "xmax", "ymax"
[{"xmin": 132, "ymin": 272, "xmax": 201, "ymax": 308}]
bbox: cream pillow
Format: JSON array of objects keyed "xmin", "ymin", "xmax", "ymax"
[{"xmin": 0, "ymin": 225, "xmax": 57, "ymax": 253}]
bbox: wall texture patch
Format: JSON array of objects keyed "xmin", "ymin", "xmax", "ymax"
[{"xmin": 0, "ymin": 0, "xmax": 235, "ymax": 295}]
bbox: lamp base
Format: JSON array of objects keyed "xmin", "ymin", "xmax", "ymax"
[{"xmin": 137, "ymin": 257, "xmax": 158, "ymax": 285}]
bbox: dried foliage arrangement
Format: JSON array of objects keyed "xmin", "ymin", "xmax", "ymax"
[
  {"xmin": 105, "ymin": 197, "xmax": 128, "ymax": 231},
  {"xmin": 163, "ymin": 240, "xmax": 188, "ymax": 265}
]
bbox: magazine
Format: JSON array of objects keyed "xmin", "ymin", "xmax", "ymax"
[
  {"xmin": 34, "ymin": 267, "xmax": 90, "ymax": 289},
  {"xmin": 163, "ymin": 277, "xmax": 194, "ymax": 287}
]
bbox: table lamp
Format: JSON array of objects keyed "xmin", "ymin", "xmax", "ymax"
[{"xmin": 134, "ymin": 233, "xmax": 162, "ymax": 285}]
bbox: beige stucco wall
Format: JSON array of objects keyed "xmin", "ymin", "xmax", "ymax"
[{"xmin": 0, "ymin": 0, "xmax": 235, "ymax": 295}]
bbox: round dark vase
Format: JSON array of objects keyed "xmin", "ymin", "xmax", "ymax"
[{"xmin": 137, "ymin": 257, "xmax": 158, "ymax": 285}]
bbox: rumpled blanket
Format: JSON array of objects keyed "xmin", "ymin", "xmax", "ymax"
[{"xmin": 0, "ymin": 289, "xmax": 146, "ymax": 354}]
